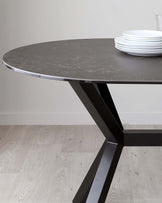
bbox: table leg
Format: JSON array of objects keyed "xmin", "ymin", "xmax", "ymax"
[
  {"xmin": 73, "ymin": 140, "xmax": 107, "ymax": 203},
  {"xmin": 70, "ymin": 81, "xmax": 124, "ymax": 203},
  {"xmin": 73, "ymin": 140, "xmax": 122, "ymax": 203},
  {"xmin": 86, "ymin": 141, "xmax": 123, "ymax": 203},
  {"xmin": 69, "ymin": 81, "xmax": 123, "ymax": 143}
]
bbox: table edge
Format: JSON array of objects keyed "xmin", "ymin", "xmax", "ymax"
[{"xmin": 3, "ymin": 59, "xmax": 162, "ymax": 84}]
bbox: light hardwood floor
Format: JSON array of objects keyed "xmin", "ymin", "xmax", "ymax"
[{"xmin": 0, "ymin": 125, "xmax": 162, "ymax": 203}]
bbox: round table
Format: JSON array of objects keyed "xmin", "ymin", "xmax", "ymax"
[{"xmin": 3, "ymin": 39, "xmax": 162, "ymax": 203}]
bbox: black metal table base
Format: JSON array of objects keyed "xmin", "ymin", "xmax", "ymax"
[{"xmin": 70, "ymin": 81, "xmax": 162, "ymax": 203}]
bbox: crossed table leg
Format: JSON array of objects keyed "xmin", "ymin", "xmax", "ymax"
[{"xmin": 70, "ymin": 81, "xmax": 162, "ymax": 203}]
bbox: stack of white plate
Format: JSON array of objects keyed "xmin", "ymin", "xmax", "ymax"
[{"xmin": 114, "ymin": 30, "xmax": 162, "ymax": 56}]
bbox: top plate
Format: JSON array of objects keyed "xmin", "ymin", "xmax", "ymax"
[{"xmin": 123, "ymin": 30, "xmax": 162, "ymax": 41}]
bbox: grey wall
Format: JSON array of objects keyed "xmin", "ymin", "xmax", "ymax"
[{"xmin": 1, "ymin": 0, "xmax": 162, "ymax": 125}]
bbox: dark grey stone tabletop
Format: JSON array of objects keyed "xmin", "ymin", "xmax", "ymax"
[{"xmin": 3, "ymin": 38, "xmax": 162, "ymax": 83}]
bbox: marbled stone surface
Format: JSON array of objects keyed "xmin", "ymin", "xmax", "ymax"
[{"xmin": 3, "ymin": 39, "xmax": 162, "ymax": 83}]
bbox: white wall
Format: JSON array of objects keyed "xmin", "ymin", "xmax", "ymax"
[{"xmin": 0, "ymin": 0, "xmax": 162, "ymax": 125}]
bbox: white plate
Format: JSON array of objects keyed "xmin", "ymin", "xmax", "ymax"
[
  {"xmin": 124, "ymin": 37, "xmax": 162, "ymax": 42},
  {"xmin": 115, "ymin": 44, "xmax": 162, "ymax": 51},
  {"xmin": 115, "ymin": 36, "xmax": 162, "ymax": 47},
  {"xmin": 115, "ymin": 43, "xmax": 162, "ymax": 49},
  {"xmin": 124, "ymin": 52, "xmax": 162, "ymax": 57},
  {"xmin": 115, "ymin": 45, "xmax": 162, "ymax": 55},
  {"xmin": 123, "ymin": 30, "xmax": 162, "ymax": 41},
  {"xmin": 115, "ymin": 45, "xmax": 162, "ymax": 53},
  {"xmin": 115, "ymin": 48, "xmax": 162, "ymax": 56}
]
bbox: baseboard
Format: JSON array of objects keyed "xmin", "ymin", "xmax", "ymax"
[
  {"xmin": 0, "ymin": 112, "xmax": 162, "ymax": 125},
  {"xmin": 120, "ymin": 112, "xmax": 162, "ymax": 125},
  {"xmin": 0, "ymin": 112, "xmax": 94, "ymax": 125}
]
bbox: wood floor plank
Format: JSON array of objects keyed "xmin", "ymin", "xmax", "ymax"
[{"xmin": 0, "ymin": 125, "xmax": 161, "ymax": 202}]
